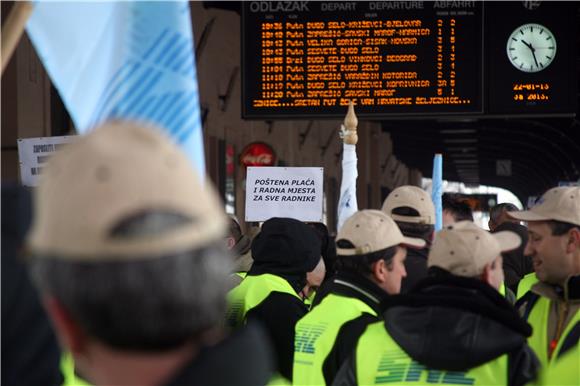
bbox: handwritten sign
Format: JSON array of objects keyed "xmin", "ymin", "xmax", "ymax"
[{"xmin": 245, "ymin": 166, "xmax": 324, "ymax": 222}]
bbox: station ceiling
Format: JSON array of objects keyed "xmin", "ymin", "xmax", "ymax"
[{"xmin": 204, "ymin": 2, "xmax": 579, "ymax": 202}]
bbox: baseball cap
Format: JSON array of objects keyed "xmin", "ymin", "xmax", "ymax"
[
  {"xmin": 382, "ymin": 186, "xmax": 435, "ymax": 225},
  {"xmin": 507, "ymin": 187, "xmax": 580, "ymax": 226},
  {"xmin": 27, "ymin": 121, "xmax": 227, "ymax": 260},
  {"xmin": 336, "ymin": 210, "xmax": 425, "ymax": 256},
  {"xmin": 428, "ymin": 221, "xmax": 521, "ymax": 277}
]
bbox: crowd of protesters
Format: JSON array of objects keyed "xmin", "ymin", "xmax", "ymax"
[{"xmin": 2, "ymin": 121, "xmax": 578, "ymax": 386}]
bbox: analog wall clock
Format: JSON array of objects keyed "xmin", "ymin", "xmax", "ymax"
[{"xmin": 506, "ymin": 23, "xmax": 556, "ymax": 72}]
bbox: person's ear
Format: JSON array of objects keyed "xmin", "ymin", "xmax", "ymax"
[
  {"xmin": 43, "ymin": 296, "xmax": 87, "ymax": 354},
  {"xmin": 565, "ymin": 227, "xmax": 580, "ymax": 253},
  {"xmin": 225, "ymin": 236, "xmax": 236, "ymax": 250},
  {"xmin": 372, "ymin": 259, "xmax": 387, "ymax": 283}
]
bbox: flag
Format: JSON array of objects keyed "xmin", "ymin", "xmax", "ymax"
[
  {"xmin": 432, "ymin": 154, "xmax": 443, "ymax": 231},
  {"xmin": 337, "ymin": 139, "xmax": 358, "ymax": 231},
  {"xmin": 26, "ymin": 1, "xmax": 205, "ymax": 176}
]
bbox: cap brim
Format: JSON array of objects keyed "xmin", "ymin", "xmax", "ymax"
[
  {"xmin": 492, "ymin": 230, "xmax": 522, "ymax": 253},
  {"xmin": 401, "ymin": 236, "xmax": 426, "ymax": 249},
  {"xmin": 507, "ymin": 210, "xmax": 551, "ymax": 222}
]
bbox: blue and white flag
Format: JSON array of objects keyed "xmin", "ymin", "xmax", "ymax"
[
  {"xmin": 432, "ymin": 154, "xmax": 443, "ymax": 231},
  {"xmin": 26, "ymin": 1, "xmax": 205, "ymax": 176},
  {"xmin": 337, "ymin": 140, "xmax": 358, "ymax": 231}
]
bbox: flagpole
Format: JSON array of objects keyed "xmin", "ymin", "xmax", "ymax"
[
  {"xmin": 1, "ymin": 1, "xmax": 33, "ymax": 75},
  {"xmin": 432, "ymin": 153, "xmax": 443, "ymax": 231}
]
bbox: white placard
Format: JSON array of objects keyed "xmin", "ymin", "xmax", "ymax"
[
  {"xmin": 245, "ymin": 167, "xmax": 324, "ymax": 222},
  {"xmin": 17, "ymin": 135, "xmax": 77, "ymax": 187}
]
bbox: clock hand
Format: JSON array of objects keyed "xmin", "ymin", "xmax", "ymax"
[
  {"xmin": 531, "ymin": 49, "xmax": 540, "ymax": 68},
  {"xmin": 521, "ymin": 39, "xmax": 534, "ymax": 50}
]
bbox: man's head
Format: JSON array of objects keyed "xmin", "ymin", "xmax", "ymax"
[
  {"xmin": 428, "ymin": 221, "xmax": 521, "ymax": 290},
  {"xmin": 26, "ymin": 122, "xmax": 231, "ymax": 370},
  {"xmin": 336, "ymin": 210, "xmax": 425, "ymax": 294},
  {"xmin": 442, "ymin": 195, "xmax": 474, "ymax": 226},
  {"xmin": 382, "ymin": 185, "xmax": 435, "ymax": 245},
  {"xmin": 488, "ymin": 203, "xmax": 519, "ymax": 231},
  {"xmin": 250, "ymin": 217, "xmax": 324, "ymax": 292},
  {"xmin": 226, "ymin": 215, "xmax": 251, "ymax": 257},
  {"xmin": 508, "ymin": 187, "xmax": 580, "ymax": 286}
]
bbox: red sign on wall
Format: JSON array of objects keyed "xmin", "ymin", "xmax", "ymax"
[{"xmin": 240, "ymin": 142, "xmax": 276, "ymax": 167}]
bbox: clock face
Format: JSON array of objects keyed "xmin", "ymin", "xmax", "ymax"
[{"xmin": 506, "ymin": 23, "xmax": 557, "ymax": 73}]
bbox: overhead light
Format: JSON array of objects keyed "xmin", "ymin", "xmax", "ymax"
[
  {"xmin": 449, "ymin": 153, "xmax": 477, "ymax": 158},
  {"xmin": 447, "ymin": 147, "xmax": 477, "ymax": 152},
  {"xmin": 439, "ymin": 129, "xmax": 476, "ymax": 134},
  {"xmin": 443, "ymin": 138, "xmax": 478, "ymax": 144},
  {"xmin": 453, "ymin": 159, "xmax": 478, "ymax": 164}
]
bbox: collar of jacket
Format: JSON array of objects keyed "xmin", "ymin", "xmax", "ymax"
[
  {"xmin": 531, "ymin": 275, "xmax": 580, "ymax": 303},
  {"xmin": 329, "ymin": 270, "xmax": 390, "ymax": 314},
  {"xmin": 247, "ymin": 265, "xmax": 306, "ymax": 296},
  {"xmin": 386, "ymin": 273, "xmax": 533, "ymax": 337},
  {"xmin": 381, "ymin": 273, "xmax": 534, "ymax": 371},
  {"xmin": 164, "ymin": 323, "xmax": 274, "ymax": 386}
]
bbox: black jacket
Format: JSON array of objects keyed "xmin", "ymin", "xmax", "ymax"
[
  {"xmin": 165, "ymin": 323, "xmax": 274, "ymax": 386},
  {"xmin": 244, "ymin": 267, "xmax": 309, "ymax": 381},
  {"xmin": 400, "ymin": 247, "xmax": 429, "ymax": 294},
  {"xmin": 333, "ymin": 272, "xmax": 539, "ymax": 386},
  {"xmin": 318, "ymin": 271, "xmax": 390, "ymax": 385},
  {"xmin": 1, "ymin": 185, "xmax": 63, "ymax": 386}
]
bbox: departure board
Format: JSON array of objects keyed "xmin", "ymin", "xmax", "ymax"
[{"xmin": 242, "ymin": 1, "xmax": 483, "ymax": 118}]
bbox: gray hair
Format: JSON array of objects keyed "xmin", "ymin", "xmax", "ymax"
[{"xmin": 29, "ymin": 211, "xmax": 232, "ymax": 351}]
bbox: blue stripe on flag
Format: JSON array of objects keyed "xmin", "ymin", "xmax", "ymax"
[
  {"xmin": 142, "ymin": 28, "xmax": 169, "ymax": 59},
  {"xmin": 121, "ymin": 70, "xmax": 164, "ymax": 114},
  {"xmin": 154, "ymin": 33, "xmax": 181, "ymax": 63}
]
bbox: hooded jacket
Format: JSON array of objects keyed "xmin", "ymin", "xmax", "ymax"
[
  {"xmin": 226, "ymin": 218, "xmax": 321, "ymax": 381},
  {"xmin": 333, "ymin": 271, "xmax": 539, "ymax": 386}
]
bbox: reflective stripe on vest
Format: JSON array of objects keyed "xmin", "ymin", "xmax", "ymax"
[
  {"xmin": 226, "ymin": 273, "xmax": 301, "ymax": 327},
  {"xmin": 293, "ymin": 293, "xmax": 376, "ymax": 385},
  {"xmin": 526, "ymin": 296, "xmax": 580, "ymax": 368},
  {"xmin": 499, "ymin": 283, "xmax": 506, "ymax": 296},
  {"xmin": 355, "ymin": 322, "xmax": 508, "ymax": 385},
  {"xmin": 61, "ymin": 352, "xmax": 91, "ymax": 386},
  {"xmin": 235, "ymin": 271, "xmax": 247, "ymax": 280},
  {"xmin": 517, "ymin": 273, "xmax": 538, "ymax": 300},
  {"xmin": 537, "ymin": 345, "xmax": 580, "ymax": 385}
]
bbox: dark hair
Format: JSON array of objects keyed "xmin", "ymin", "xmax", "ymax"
[
  {"xmin": 335, "ymin": 240, "xmax": 398, "ymax": 276},
  {"xmin": 391, "ymin": 207, "xmax": 434, "ymax": 243},
  {"xmin": 443, "ymin": 195, "xmax": 473, "ymax": 222},
  {"xmin": 489, "ymin": 203, "xmax": 518, "ymax": 224},
  {"xmin": 547, "ymin": 220, "xmax": 580, "ymax": 236}
]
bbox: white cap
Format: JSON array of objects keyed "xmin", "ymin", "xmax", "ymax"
[
  {"xmin": 337, "ymin": 210, "xmax": 425, "ymax": 256},
  {"xmin": 428, "ymin": 221, "xmax": 521, "ymax": 277},
  {"xmin": 382, "ymin": 185, "xmax": 435, "ymax": 225}
]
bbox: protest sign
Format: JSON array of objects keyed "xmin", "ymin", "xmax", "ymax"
[{"xmin": 245, "ymin": 167, "xmax": 324, "ymax": 222}]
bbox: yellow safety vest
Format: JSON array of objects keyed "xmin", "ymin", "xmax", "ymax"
[
  {"xmin": 293, "ymin": 293, "xmax": 376, "ymax": 385},
  {"xmin": 226, "ymin": 273, "xmax": 301, "ymax": 327},
  {"xmin": 525, "ymin": 295, "xmax": 580, "ymax": 368},
  {"xmin": 60, "ymin": 352, "xmax": 91, "ymax": 386},
  {"xmin": 355, "ymin": 322, "xmax": 508, "ymax": 385},
  {"xmin": 517, "ymin": 273, "xmax": 538, "ymax": 300},
  {"xmin": 535, "ymin": 345, "xmax": 579, "ymax": 385}
]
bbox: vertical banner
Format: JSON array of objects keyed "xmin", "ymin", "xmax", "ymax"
[
  {"xmin": 26, "ymin": 1, "xmax": 205, "ymax": 176},
  {"xmin": 432, "ymin": 153, "xmax": 443, "ymax": 231},
  {"xmin": 337, "ymin": 143, "xmax": 358, "ymax": 231}
]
